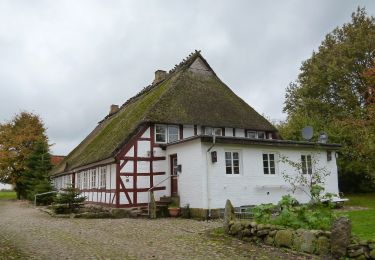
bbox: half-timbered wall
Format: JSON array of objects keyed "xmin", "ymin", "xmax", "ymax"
[
  {"xmin": 75, "ymin": 163, "xmax": 117, "ymax": 206},
  {"xmin": 116, "ymin": 125, "xmax": 168, "ymax": 207}
]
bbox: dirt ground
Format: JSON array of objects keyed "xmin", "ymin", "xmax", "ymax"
[{"xmin": 0, "ymin": 200, "xmax": 313, "ymax": 260}]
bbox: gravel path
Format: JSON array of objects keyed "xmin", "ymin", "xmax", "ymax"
[{"xmin": 0, "ymin": 200, "xmax": 312, "ymax": 260}]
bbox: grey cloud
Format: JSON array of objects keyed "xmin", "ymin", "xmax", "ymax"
[{"xmin": 0, "ymin": 0, "xmax": 374, "ymax": 155}]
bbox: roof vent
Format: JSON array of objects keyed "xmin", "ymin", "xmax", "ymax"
[
  {"xmin": 109, "ymin": 104, "xmax": 119, "ymax": 115},
  {"xmin": 153, "ymin": 70, "xmax": 167, "ymax": 85}
]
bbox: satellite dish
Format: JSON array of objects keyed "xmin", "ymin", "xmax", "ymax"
[
  {"xmin": 318, "ymin": 132, "xmax": 328, "ymax": 143},
  {"xmin": 302, "ymin": 126, "xmax": 313, "ymax": 141}
]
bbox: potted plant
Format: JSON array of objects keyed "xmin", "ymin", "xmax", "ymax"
[{"xmin": 168, "ymin": 201, "xmax": 180, "ymax": 217}]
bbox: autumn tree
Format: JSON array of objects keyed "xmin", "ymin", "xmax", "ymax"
[
  {"xmin": 0, "ymin": 112, "xmax": 50, "ymax": 199},
  {"xmin": 280, "ymin": 7, "xmax": 375, "ymax": 192}
]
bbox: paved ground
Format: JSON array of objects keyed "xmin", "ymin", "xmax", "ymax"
[{"xmin": 0, "ymin": 200, "xmax": 312, "ymax": 260}]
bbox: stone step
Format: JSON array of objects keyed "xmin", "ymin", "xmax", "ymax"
[{"xmin": 159, "ymin": 196, "xmax": 172, "ymax": 203}]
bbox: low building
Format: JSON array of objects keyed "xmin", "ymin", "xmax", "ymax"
[{"xmin": 51, "ymin": 51, "xmax": 340, "ymax": 215}]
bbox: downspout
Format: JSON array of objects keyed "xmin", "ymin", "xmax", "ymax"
[{"xmin": 205, "ymin": 135, "xmax": 216, "ymax": 219}]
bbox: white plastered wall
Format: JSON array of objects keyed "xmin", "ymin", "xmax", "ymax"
[
  {"xmin": 166, "ymin": 139, "xmax": 205, "ymax": 208},
  {"xmin": 166, "ymin": 140, "xmax": 339, "ymax": 209}
]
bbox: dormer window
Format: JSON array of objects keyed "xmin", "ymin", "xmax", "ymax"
[
  {"xmin": 247, "ymin": 131, "xmax": 257, "ymax": 138},
  {"xmin": 168, "ymin": 125, "xmax": 179, "ymax": 142},
  {"xmin": 246, "ymin": 130, "xmax": 266, "ymax": 139},
  {"xmin": 257, "ymin": 131, "xmax": 265, "ymax": 139},
  {"xmin": 155, "ymin": 124, "xmax": 180, "ymax": 143},
  {"xmin": 204, "ymin": 127, "xmax": 222, "ymax": 136}
]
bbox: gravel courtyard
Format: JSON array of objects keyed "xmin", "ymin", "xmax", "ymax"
[{"xmin": 0, "ymin": 200, "xmax": 312, "ymax": 260}]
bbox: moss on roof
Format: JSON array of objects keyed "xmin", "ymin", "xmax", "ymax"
[
  {"xmin": 51, "ymin": 72, "xmax": 181, "ymax": 174},
  {"xmin": 146, "ymin": 71, "xmax": 276, "ymax": 130},
  {"xmin": 52, "ymin": 51, "xmax": 277, "ymax": 175}
]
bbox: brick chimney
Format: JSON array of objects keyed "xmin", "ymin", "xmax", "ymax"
[
  {"xmin": 153, "ymin": 70, "xmax": 167, "ymax": 85},
  {"xmin": 109, "ymin": 104, "xmax": 119, "ymax": 115}
]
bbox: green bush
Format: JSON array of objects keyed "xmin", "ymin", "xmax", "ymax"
[
  {"xmin": 250, "ymin": 195, "xmax": 336, "ymax": 231},
  {"xmin": 52, "ymin": 186, "xmax": 86, "ymax": 214}
]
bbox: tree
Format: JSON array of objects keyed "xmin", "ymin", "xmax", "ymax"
[
  {"xmin": 53, "ymin": 186, "xmax": 86, "ymax": 214},
  {"xmin": 280, "ymin": 7, "xmax": 375, "ymax": 192},
  {"xmin": 24, "ymin": 141, "xmax": 54, "ymax": 204},
  {"xmin": 0, "ymin": 112, "xmax": 49, "ymax": 199}
]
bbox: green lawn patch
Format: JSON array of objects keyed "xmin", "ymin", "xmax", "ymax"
[
  {"xmin": 0, "ymin": 191, "xmax": 16, "ymax": 200},
  {"xmin": 341, "ymin": 193, "xmax": 375, "ymax": 240},
  {"xmin": 345, "ymin": 193, "xmax": 375, "ymax": 209}
]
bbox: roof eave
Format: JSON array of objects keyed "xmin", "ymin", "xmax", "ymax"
[{"xmin": 164, "ymin": 135, "xmax": 341, "ymax": 150}]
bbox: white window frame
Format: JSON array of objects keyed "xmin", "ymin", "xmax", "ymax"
[
  {"xmin": 247, "ymin": 131, "xmax": 257, "ymax": 138},
  {"xmin": 91, "ymin": 169, "xmax": 97, "ymax": 188},
  {"xmin": 155, "ymin": 124, "xmax": 180, "ymax": 143},
  {"xmin": 301, "ymin": 154, "xmax": 312, "ymax": 175},
  {"xmin": 168, "ymin": 125, "xmax": 179, "ymax": 143},
  {"xmin": 204, "ymin": 127, "xmax": 222, "ymax": 136},
  {"xmin": 224, "ymin": 151, "xmax": 241, "ymax": 175},
  {"xmin": 100, "ymin": 167, "xmax": 106, "ymax": 188},
  {"xmin": 247, "ymin": 130, "xmax": 266, "ymax": 139},
  {"xmin": 83, "ymin": 171, "xmax": 88, "ymax": 189},
  {"xmin": 76, "ymin": 174, "xmax": 79, "ymax": 189},
  {"xmin": 262, "ymin": 153, "xmax": 277, "ymax": 175},
  {"xmin": 155, "ymin": 124, "xmax": 167, "ymax": 143}
]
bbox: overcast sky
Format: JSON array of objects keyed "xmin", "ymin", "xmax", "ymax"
[{"xmin": 0, "ymin": 1, "xmax": 374, "ymax": 155}]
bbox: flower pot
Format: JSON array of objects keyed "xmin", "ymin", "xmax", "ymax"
[{"xmin": 168, "ymin": 207, "xmax": 180, "ymax": 217}]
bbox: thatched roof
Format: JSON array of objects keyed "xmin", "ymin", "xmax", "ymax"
[{"xmin": 51, "ymin": 51, "xmax": 277, "ymax": 175}]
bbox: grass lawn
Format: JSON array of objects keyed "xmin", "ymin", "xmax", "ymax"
[
  {"xmin": 342, "ymin": 193, "xmax": 375, "ymax": 240},
  {"xmin": 0, "ymin": 190, "xmax": 16, "ymax": 200}
]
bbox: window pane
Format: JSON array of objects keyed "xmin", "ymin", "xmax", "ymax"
[
  {"xmin": 155, "ymin": 125, "xmax": 167, "ymax": 143},
  {"xmin": 270, "ymin": 160, "xmax": 275, "ymax": 168},
  {"xmin": 156, "ymin": 133, "xmax": 166, "ymax": 142},
  {"xmin": 234, "ymin": 166, "xmax": 239, "ymax": 174},
  {"xmin": 225, "ymin": 159, "xmax": 232, "ymax": 167},
  {"xmin": 168, "ymin": 134, "xmax": 178, "ymax": 143},
  {"xmin": 257, "ymin": 132, "xmax": 265, "ymax": 139},
  {"xmin": 263, "ymin": 154, "xmax": 267, "ymax": 160},
  {"xmin": 156, "ymin": 125, "xmax": 166, "ymax": 134},
  {"xmin": 263, "ymin": 160, "xmax": 268, "ymax": 168},
  {"xmin": 264, "ymin": 167, "xmax": 269, "ymax": 174},
  {"xmin": 225, "ymin": 152, "xmax": 231, "ymax": 160},
  {"xmin": 269, "ymin": 154, "xmax": 274, "ymax": 161},
  {"xmin": 301, "ymin": 155, "xmax": 307, "ymax": 174},
  {"xmin": 248, "ymin": 131, "xmax": 257, "ymax": 138},
  {"xmin": 204, "ymin": 127, "xmax": 213, "ymax": 135},
  {"xmin": 270, "ymin": 167, "xmax": 275, "ymax": 174},
  {"xmin": 226, "ymin": 167, "xmax": 232, "ymax": 174},
  {"xmin": 214, "ymin": 128, "xmax": 222, "ymax": 136},
  {"xmin": 233, "ymin": 159, "xmax": 239, "ymax": 167},
  {"xmin": 168, "ymin": 126, "xmax": 178, "ymax": 135},
  {"xmin": 307, "ymin": 155, "xmax": 312, "ymax": 174},
  {"xmin": 233, "ymin": 152, "xmax": 239, "ymax": 159}
]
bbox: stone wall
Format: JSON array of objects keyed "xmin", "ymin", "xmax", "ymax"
[{"xmin": 225, "ymin": 220, "xmax": 375, "ymax": 259}]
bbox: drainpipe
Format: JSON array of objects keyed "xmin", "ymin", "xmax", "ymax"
[{"xmin": 205, "ymin": 135, "xmax": 216, "ymax": 219}]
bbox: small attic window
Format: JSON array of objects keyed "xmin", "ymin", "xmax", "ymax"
[
  {"xmin": 246, "ymin": 130, "xmax": 266, "ymax": 139},
  {"xmin": 204, "ymin": 127, "xmax": 222, "ymax": 136},
  {"xmin": 155, "ymin": 124, "xmax": 180, "ymax": 143},
  {"xmin": 155, "ymin": 125, "xmax": 167, "ymax": 143},
  {"xmin": 247, "ymin": 131, "xmax": 257, "ymax": 138}
]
